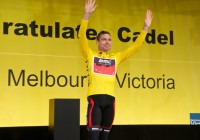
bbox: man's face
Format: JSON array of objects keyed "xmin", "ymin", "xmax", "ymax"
[{"xmin": 96, "ymin": 33, "xmax": 112, "ymax": 52}]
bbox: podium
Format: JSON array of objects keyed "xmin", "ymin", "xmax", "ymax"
[{"xmin": 49, "ymin": 99, "xmax": 80, "ymax": 140}]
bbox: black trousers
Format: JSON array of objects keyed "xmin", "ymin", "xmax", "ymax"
[{"xmin": 87, "ymin": 94, "xmax": 115, "ymax": 140}]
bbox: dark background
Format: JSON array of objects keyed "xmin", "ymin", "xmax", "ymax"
[{"xmin": 0, "ymin": 125, "xmax": 200, "ymax": 140}]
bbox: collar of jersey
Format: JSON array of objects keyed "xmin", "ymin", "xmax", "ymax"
[{"xmin": 99, "ymin": 51, "xmax": 109, "ymax": 58}]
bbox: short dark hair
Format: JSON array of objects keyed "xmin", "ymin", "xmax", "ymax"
[{"xmin": 96, "ymin": 30, "xmax": 111, "ymax": 41}]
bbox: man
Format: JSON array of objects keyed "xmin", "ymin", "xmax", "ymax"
[{"xmin": 79, "ymin": 0, "xmax": 153, "ymax": 140}]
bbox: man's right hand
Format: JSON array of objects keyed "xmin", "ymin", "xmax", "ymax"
[{"xmin": 83, "ymin": 0, "xmax": 97, "ymax": 20}]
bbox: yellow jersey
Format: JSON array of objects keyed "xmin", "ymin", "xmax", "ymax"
[{"xmin": 79, "ymin": 20, "xmax": 147, "ymax": 97}]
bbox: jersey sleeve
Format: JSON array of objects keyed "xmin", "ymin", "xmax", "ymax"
[
  {"xmin": 78, "ymin": 19, "xmax": 92, "ymax": 58},
  {"xmin": 116, "ymin": 30, "xmax": 147, "ymax": 63}
]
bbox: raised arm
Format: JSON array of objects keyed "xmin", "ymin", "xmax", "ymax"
[
  {"xmin": 79, "ymin": 0, "xmax": 97, "ymax": 58},
  {"xmin": 117, "ymin": 10, "xmax": 153, "ymax": 63}
]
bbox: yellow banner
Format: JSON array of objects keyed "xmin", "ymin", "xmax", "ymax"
[{"xmin": 0, "ymin": 0, "xmax": 200, "ymax": 126}]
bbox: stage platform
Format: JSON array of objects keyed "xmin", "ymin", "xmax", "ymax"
[{"xmin": 0, "ymin": 125, "xmax": 199, "ymax": 140}]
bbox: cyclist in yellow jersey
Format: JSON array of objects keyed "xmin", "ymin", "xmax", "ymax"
[{"xmin": 79, "ymin": 0, "xmax": 153, "ymax": 140}]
